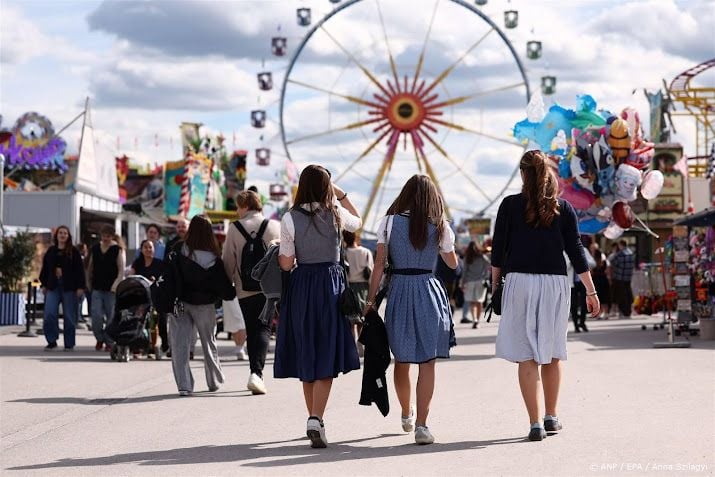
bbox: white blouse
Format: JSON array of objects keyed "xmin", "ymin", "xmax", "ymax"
[
  {"xmin": 279, "ymin": 203, "xmax": 362, "ymax": 257},
  {"xmin": 376, "ymin": 214, "xmax": 455, "ymax": 253}
]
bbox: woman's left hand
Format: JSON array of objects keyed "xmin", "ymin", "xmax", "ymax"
[{"xmin": 586, "ymin": 294, "xmax": 601, "ymax": 317}]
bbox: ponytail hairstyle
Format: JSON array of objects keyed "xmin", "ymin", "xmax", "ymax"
[{"xmin": 520, "ymin": 150, "xmax": 560, "ymax": 228}]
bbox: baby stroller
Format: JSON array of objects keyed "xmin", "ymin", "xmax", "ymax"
[{"xmin": 106, "ymin": 275, "xmax": 155, "ymax": 362}]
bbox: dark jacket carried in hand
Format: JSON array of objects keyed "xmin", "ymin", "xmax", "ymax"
[
  {"xmin": 358, "ymin": 308, "xmax": 391, "ymax": 416},
  {"xmin": 39, "ymin": 246, "xmax": 86, "ymax": 292}
]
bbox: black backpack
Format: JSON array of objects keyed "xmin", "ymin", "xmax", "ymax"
[{"xmin": 233, "ymin": 219, "xmax": 269, "ymax": 292}]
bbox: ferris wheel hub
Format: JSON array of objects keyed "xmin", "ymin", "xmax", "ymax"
[{"xmin": 384, "ymin": 93, "xmax": 428, "ymax": 131}]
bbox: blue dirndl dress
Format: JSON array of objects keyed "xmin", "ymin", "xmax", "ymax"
[
  {"xmin": 383, "ymin": 215, "xmax": 453, "ymax": 363},
  {"xmin": 274, "ymin": 262, "xmax": 360, "ymax": 382}
]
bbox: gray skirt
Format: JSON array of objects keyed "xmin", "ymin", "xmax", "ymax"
[{"xmin": 495, "ymin": 273, "xmax": 571, "ymax": 365}]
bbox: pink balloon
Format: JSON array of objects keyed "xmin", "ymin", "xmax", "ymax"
[
  {"xmin": 560, "ymin": 183, "xmax": 596, "ymax": 210},
  {"xmin": 641, "ymin": 170, "xmax": 664, "ymax": 200}
]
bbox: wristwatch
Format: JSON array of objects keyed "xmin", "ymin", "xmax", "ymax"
[{"xmin": 365, "ymin": 300, "xmax": 375, "ymax": 307}]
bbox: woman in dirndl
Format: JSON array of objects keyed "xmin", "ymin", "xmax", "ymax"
[
  {"xmin": 275, "ymin": 164, "xmax": 361, "ymax": 449},
  {"xmin": 365, "ymin": 175, "xmax": 458, "ymax": 446},
  {"xmin": 491, "ymin": 150, "xmax": 600, "ymax": 441}
]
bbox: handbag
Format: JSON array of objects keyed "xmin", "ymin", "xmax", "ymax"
[
  {"xmin": 339, "ymin": 236, "xmax": 363, "ymax": 324},
  {"xmin": 362, "ymin": 266, "xmax": 372, "ymax": 281},
  {"xmin": 484, "ymin": 211, "xmax": 510, "ymax": 323}
]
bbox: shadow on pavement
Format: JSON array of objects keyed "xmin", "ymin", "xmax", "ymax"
[
  {"xmin": 9, "ymin": 391, "xmax": 255, "ymax": 406},
  {"xmin": 5, "ymin": 434, "xmax": 528, "ymax": 471}
]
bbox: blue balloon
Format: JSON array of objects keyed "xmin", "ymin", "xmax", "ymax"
[
  {"xmin": 579, "ymin": 217, "xmax": 608, "ymax": 234},
  {"xmin": 513, "ymin": 104, "xmax": 575, "ymax": 151},
  {"xmin": 576, "ymin": 94, "xmax": 597, "ymax": 112},
  {"xmin": 558, "ymin": 158, "xmax": 571, "ymax": 178}
]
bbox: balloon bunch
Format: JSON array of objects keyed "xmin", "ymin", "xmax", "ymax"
[{"xmin": 513, "ymin": 94, "xmax": 664, "ymax": 239}]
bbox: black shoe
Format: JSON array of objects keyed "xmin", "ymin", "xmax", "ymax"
[
  {"xmin": 460, "ymin": 318, "xmax": 471, "ymax": 324},
  {"xmin": 544, "ymin": 418, "xmax": 563, "ymax": 432},
  {"xmin": 44, "ymin": 342, "xmax": 58, "ymax": 351},
  {"xmin": 189, "ymin": 352, "xmax": 194, "ymax": 360},
  {"xmin": 166, "ymin": 349, "xmax": 172, "ymax": 358},
  {"xmin": 528, "ymin": 427, "xmax": 547, "ymax": 441},
  {"xmin": 472, "ymin": 322, "xmax": 478, "ymax": 329},
  {"xmin": 581, "ymin": 324, "xmax": 589, "ymax": 332},
  {"xmin": 574, "ymin": 328, "xmax": 581, "ymax": 333}
]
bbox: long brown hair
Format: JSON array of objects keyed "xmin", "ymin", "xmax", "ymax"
[
  {"xmin": 386, "ymin": 175, "xmax": 446, "ymax": 250},
  {"xmin": 185, "ymin": 215, "xmax": 221, "ymax": 257},
  {"xmin": 53, "ymin": 225, "xmax": 74, "ymax": 258},
  {"xmin": 520, "ymin": 150, "xmax": 560, "ymax": 228},
  {"xmin": 464, "ymin": 241, "xmax": 482, "ymax": 265},
  {"xmin": 292, "ymin": 164, "xmax": 340, "ymax": 231}
]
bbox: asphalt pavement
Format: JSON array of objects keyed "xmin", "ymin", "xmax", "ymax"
[{"xmin": 1, "ymin": 313, "xmax": 713, "ymax": 477}]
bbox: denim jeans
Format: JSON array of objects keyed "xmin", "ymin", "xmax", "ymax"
[
  {"xmin": 44, "ymin": 286, "xmax": 78, "ymax": 348},
  {"xmin": 91, "ymin": 290, "xmax": 115, "ymax": 344}
]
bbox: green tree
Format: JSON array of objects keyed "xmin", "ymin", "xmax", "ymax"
[{"xmin": 0, "ymin": 232, "xmax": 35, "ymax": 293}]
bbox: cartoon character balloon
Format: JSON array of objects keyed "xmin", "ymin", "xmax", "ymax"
[{"xmin": 614, "ymin": 164, "xmax": 642, "ymax": 201}]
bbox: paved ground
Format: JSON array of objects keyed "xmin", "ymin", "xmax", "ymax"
[{"xmin": 1, "ymin": 313, "xmax": 713, "ymax": 477}]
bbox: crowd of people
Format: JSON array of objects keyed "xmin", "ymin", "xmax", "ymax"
[{"xmin": 38, "ymin": 151, "xmax": 644, "ymax": 446}]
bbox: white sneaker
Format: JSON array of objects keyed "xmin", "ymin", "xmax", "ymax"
[
  {"xmin": 401, "ymin": 406, "xmax": 415, "ymax": 432},
  {"xmin": 306, "ymin": 417, "xmax": 328, "ymax": 448},
  {"xmin": 247, "ymin": 373, "xmax": 267, "ymax": 395},
  {"xmin": 236, "ymin": 346, "xmax": 248, "ymax": 361},
  {"xmin": 415, "ymin": 426, "xmax": 434, "ymax": 445}
]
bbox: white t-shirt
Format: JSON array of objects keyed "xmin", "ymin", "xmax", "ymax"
[
  {"xmin": 345, "ymin": 246, "xmax": 374, "ymax": 283},
  {"xmin": 376, "ymin": 214, "xmax": 455, "ymax": 253},
  {"xmin": 279, "ymin": 203, "xmax": 362, "ymax": 257}
]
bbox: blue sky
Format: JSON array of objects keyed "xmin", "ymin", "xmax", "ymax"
[{"xmin": 1, "ymin": 0, "xmax": 713, "ymax": 225}]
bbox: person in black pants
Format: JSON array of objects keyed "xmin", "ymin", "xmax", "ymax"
[
  {"xmin": 571, "ymin": 279, "xmax": 588, "ymax": 332},
  {"xmin": 222, "ymin": 190, "xmax": 281, "ymax": 395}
]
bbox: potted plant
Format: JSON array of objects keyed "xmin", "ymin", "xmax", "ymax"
[{"xmin": 0, "ymin": 230, "xmax": 35, "ymax": 325}]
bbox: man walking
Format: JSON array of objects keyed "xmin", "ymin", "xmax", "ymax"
[
  {"xmin": 166, "ymin": 217, "xmax": 189, "ymax": 253},
  {"xmin": 611, "ymin": 239, "xmax": 635, "ymax": 319},
  {"xmin": 223, "ymin": 191, "xmax": 280, "ymax": 395}
]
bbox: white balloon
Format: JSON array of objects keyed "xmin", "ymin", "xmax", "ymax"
[
  {"xmin": 526, "ymin": 91, "xmax": 545, "ymax": 122},
  {"xmin": 603, "ymin": 222, "xmax": 624, "ymax": 240},
  {"xmin": 641, "ymin": 170, "xmax": 665, "ymax": 200}
]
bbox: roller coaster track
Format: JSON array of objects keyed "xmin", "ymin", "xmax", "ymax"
[{"xmin": 668, "ymin": 58, "xmax": 715, "ymax": 173}]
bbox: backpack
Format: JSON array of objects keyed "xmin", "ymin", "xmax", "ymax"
[{"xmin": 233, "ymin": 219, "xmax": 269, "ymax": 292}]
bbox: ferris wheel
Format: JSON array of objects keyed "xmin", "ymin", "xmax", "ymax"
[{"xmin": 252, "ymin": 0, "xmax": 555, "ymax": 233}]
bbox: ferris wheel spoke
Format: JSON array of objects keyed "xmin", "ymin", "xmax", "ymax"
[
  {"xmin": 425, "ymin": 82, "xmax": 526, "ymax": 109},
  {"xmin": 415, "ymin": 147, "xmax": 451, "ymax": 220},
  {"xmin": 412, "ymin": 0, "xmax": 441, "ymax": 93},
  {"xmin": 421, "ymin": 28, "xmax": 495, "ymax": 98},
  {"xmin": 319, "ymin": 25, "xmax": 392, "ymax": 98},
  {"xmin": 374, "ymin": 0, "xmax": 401, "ymax": 89},
  {"xmin": 371, "ymin": 156, "xmax": 395, "ymax": 231},
  {"xmin": 286, "ymin": 118, "xmax": 389, "ymax": 146},
  {"xmin": 287, "ymin": 79, "xmax": 384, "ymax": 109},
  {"xmin": 423, "ymin": 117, "xmax": 522, "ymax": 147},
  {"xmin": 335, "ymin": 127, "xmax": 393, "ymax": 181},
  {"xmin": 418, "ymin": 127, "xmax": 493, "ymax": 202},
  {"xmin": 362, "ymin": 130, "xmax": 400, "ymax": 228}
]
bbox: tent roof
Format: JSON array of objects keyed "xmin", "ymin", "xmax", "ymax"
[{"xmin": 673, "ymin": 208, "xmax": 715, "ymax": 227}]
